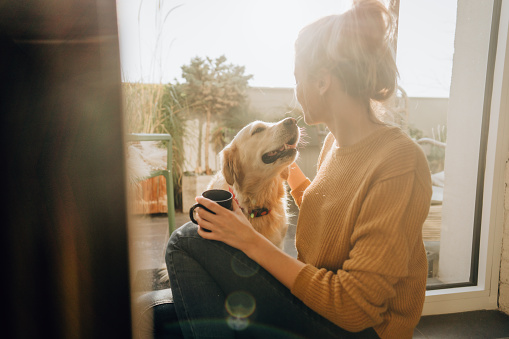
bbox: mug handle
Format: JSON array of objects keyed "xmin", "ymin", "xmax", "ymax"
[{"xmin": 189, "ymin": 203, "xmax": 213, "ymax": 224}]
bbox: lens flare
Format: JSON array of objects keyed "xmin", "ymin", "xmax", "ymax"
[
  {"xmin": 231, "ymin": 252, "xmax": 259, "ymax": 277},
  {"xmin": 225, "ymin": 291, "xmax": 256, "ymax": 319},
  {"xmin": 227, "ymin": 316, "xmax": 250, "ymax": 331}
]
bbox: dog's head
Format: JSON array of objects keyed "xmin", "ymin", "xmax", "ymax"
[{"xmin": 221, "ymin": 118, "xmax": 300, "ymax": 186}]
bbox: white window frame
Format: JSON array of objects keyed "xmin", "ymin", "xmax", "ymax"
[{"xmin": 422, "ymin": 0, "xmax": 509, "ymax": 315}]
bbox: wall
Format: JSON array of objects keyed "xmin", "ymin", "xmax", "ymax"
[
  {"xmin": 406, "ymin": 97, "xmax": 449, "ymax": 138},
  {"xmin": 246, "ymin": 87, "xmax": 448, "ymax": 179},
  {"xmin": 182, "ymin": 88, "xmax": 449, "ymax": 178},
  {"xmin": 247, "ymin": 87, "xmax": 298, "ymax": 118},
  {"xmin": 248, "ymin": 87, "xmax": 449, "ymax": 138},
  {"xmin": 183, "ymin": 119, "xmax": 221, "ymax": 173},
  {"xmin": 501, "ymin": 158, "xmax": 509, "ymax": 314}
]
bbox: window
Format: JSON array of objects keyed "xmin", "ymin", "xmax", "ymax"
[
  {"xmin": 395, "ymin": 0, "xmax": 457, "ymax": 288},
  {"xmin": 118, "ymin": 0, "xmax": 509, "ymax": 316},
  {"xmin": 407, "ymin": 0, "xmax": 508, "ymax": 314}
]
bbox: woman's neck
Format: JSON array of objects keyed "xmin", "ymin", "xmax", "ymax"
[{"xmin": 326, "ymin": 97, "xmax": 382, "ymax": 148}]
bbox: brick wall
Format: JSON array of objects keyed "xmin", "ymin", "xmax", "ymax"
[{"xmin": 501, "ymin": 158, "xmax": 509, "ymax": 314}]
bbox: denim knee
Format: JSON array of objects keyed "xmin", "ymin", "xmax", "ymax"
[
  {"xmin": 166, "ymin": 222, "xmax": 199, "ymax": 259},
  {"xmin": 169, "ymin": 221, "xmax": 199, "ymax": 243}
]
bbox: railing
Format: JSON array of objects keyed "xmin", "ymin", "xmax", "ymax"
[{"xmin": 127, "ymin": 133, "xmax": 176, "ymax": 234}]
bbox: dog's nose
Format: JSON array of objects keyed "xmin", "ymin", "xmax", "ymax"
[{"xmin": 283, "ymin": 117, "xmax": 296, "ymax": 126}]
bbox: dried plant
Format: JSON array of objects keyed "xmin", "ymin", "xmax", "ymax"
[{"xmin": 122, "ymin": 82, "xmax": 187, "ymax": 210}]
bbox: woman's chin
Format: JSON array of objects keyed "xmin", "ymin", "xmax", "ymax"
[{"xmin": 303, "ymin": 115, "xmax": 319, "ymax": 126}]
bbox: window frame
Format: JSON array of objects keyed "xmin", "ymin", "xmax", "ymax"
[{"xmin": 418, "ymin": 0, "xmax": 509, "ymax": 314}]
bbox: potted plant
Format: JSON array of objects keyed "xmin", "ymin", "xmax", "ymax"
[{"xmin": 176, "ymin": 55, "xmax": 252, "ymax": 211}]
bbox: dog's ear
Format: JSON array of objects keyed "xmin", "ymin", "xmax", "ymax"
[
  {"xmin": 222, "ymin": 146, "xmax": 244, "ymax": 186},
  {"xmin": 280, "ymin": 166, "xmax": 290, "ymax": 180}
]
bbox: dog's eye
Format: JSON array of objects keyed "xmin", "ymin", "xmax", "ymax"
[{"xmin": 252, "ymin": 127, "xmax": 265, "ymax": 136}]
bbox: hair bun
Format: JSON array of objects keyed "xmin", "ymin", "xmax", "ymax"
[
  {"xmin": 349, "ymin": 0, "xmax": 395, "ymax": 52},
  {"xmin": 340, "ymin": 0, "xmax": 398, "ymax": 100},
  {"xmin": 295, "ymin": 0, "xmax": 398, "ymax": 102}
]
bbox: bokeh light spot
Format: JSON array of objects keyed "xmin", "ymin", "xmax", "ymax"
[
  {"xmin": 231, "ymin": 252, "xmax": 260, "ymax": 277},
  {"xmin": 227, "ymin": 316, "xmax": 250, "ymax": 331},
  {"xmin": 225, "ymin": 291, "xmax": 256, "ymax": 319}
]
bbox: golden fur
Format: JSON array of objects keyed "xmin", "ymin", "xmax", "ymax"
[
  {"xmin": 158, "ymin": 118, "xmax": 300, "ymax": 283},
  {"xmin": 207, "ymin": 117, "xmax": 300, "ymax": 248}
]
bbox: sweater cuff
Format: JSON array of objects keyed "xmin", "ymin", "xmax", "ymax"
[
  {"xmin": 291, "ymin": 264, "xmax": 320, "ymax": 302},
  {"xmin": 290, "ymin": 178, "xmax": 311, "ymax": 207}
]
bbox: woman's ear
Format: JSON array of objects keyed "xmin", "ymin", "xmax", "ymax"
[{"xmin": 317, "ymin": 70, "xmax": 332, "ymax": 95}]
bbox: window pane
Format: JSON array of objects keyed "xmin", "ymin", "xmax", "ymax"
[
  {"xmin": 397, "ymin": 0, "xmax": 499, "ymax": 288},
  {"xmin": 119, "ymin": 0, "xmax": 498, "ymax": 294}
]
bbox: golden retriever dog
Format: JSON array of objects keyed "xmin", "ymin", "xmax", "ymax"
[
  {"xmin": 158, "ymin": 117, "xmax": 300, "ymax": 284},
  {"xmin": 206, "ymin": 117, "xmax": 300, "ymax": 248}
]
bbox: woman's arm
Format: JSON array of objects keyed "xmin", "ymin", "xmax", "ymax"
[
  {"xmin": 287, "ymin": 162, "xmax": 310, "ymax": 208},
  {"xmin": 193, "ymin": 197, "xmax": 306, "ymax": 290},
  {"xmin": 290, "ymin": 172, "xmax": 432, "ymax": 332},
  {"xmin": 287, "ymin": 162, "xmax": 307, "ymax": 190},
  {"xmin": 243, "ymin": 228, "xmax": 306, "ymax": 290}
]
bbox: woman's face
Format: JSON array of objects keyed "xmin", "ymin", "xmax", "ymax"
[{"xmin": 294, "ymin": 63, "xmax": 323, "ymax": 125}]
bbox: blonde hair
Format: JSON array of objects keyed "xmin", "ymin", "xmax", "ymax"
[{"xmin": 295, "ymin": 0, "xmax": 398, "ymax": 105}]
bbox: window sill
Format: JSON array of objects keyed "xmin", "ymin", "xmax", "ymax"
[{"xmin": 423, "ymin": 286, "xmax": 498, "ymax": 315}]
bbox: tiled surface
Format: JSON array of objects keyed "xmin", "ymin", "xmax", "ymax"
[
  {"xmin": 130, "ymin": 214, "xmax": 172, "ymax": 272},
  {"xmin": 130, "ymin": 208, "xmax": 509, "ymax": 338}
]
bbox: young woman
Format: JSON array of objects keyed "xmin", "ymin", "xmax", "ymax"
[{"xmin": 165, "ymin": 1, "xmax": 432, "ymax": 338}]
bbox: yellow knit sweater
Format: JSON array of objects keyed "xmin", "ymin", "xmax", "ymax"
[{"xmin": 290, "ymin": 126, "xmax": 432, "ymax": 339}]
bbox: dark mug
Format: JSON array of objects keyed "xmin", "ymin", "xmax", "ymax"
[{"xmin": 189, "ymin": 189, "xmax": 233, "ymax": 225}]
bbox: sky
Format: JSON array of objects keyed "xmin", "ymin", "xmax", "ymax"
[{"xmin": 116, "ymin": 0, "xmax": 457, "ymax": 98}]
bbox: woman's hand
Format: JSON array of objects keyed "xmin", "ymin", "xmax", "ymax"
[
  {"xmin": 193, "ymin": 196, "xmax": 259, "ymax": 253},
  {"xmin": 193, "ymin": 195, "xmax": 306, "ymax": 290}
]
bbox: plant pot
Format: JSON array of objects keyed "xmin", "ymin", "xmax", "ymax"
[{"xmin": 182, "ymin": 174, "xmax": 215, "ymax": 213}]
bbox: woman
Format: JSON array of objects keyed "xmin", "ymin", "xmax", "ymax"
[{"xmin": 165, "ymin": 1, "xmax": 432, "ymax": 338}]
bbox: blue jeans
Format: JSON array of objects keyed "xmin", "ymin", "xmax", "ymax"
[{"xmin": 166, "ymin": 222, "xmax": 379, "ymax": 339}]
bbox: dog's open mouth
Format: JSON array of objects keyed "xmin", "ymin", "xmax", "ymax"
[{"xmin": 261, "ymin": 136, "xmax": 298, "ymax": 164}]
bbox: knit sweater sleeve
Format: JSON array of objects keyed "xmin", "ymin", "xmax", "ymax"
[
  {"xmin": 290, "ymin": 179, "xmax": 311, "ymax": 208},
  {"xmin": 290, "ymin": 170, "xmax": 431, "ymax": 332}
]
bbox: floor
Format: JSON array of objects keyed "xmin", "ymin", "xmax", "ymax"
[{"xmin": 130, "ymin": 202, "xmax": 509, "ymax": 339}]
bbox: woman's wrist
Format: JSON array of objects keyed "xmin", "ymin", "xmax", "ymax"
[
  {"xmin": 242, "ymin": 230, "xmax": 269, "ymax": 259},
  {"xmin": 287, "ymin": 162, "xmax": 307, "ymax": 190}
]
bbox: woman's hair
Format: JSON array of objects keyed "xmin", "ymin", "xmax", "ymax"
[{"xmin": 295, "ymin": 0, "xmax": 398, "ymax": 104}]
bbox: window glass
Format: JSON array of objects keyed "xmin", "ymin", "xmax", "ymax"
[
  {"xmin": 397, "ymin": 0, "xmax": 500, "ymax": 288},
  {"xmin": 396, "ymin": 0, "xmax": 456, "ymax": 287},
  {"xmin": 118, "ymin": 0, "xmax": 498, "ymax": 293}
]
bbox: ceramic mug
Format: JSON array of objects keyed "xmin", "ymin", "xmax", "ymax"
[{"xmin": 189, "ymin": 189, "xmax": 233, "ymax": 225}]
